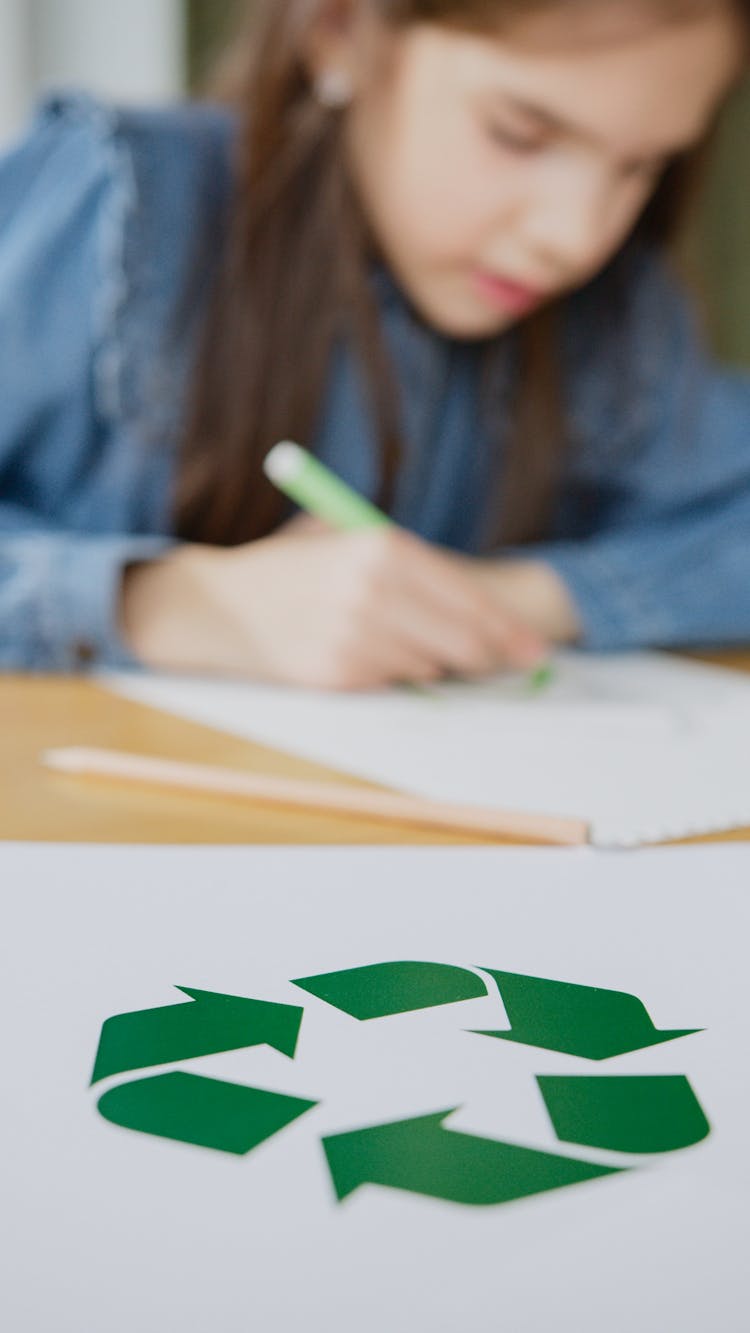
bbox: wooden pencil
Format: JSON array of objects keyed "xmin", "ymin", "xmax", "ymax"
[{"xmin": 43, "ymin": 747, "xmax": 590, "ymax": 847}]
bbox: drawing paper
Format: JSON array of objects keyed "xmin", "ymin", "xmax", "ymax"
[{"xmin": 106, "ymin": 651, "xmax": 750, "ymax": 845}]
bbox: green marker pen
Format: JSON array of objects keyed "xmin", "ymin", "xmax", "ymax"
[
  {"xmin": 264, "ymin": 441, "xmax": 391, "ymax": 532},
  {"xmin": 264, "ymin": 441, "xmax": 554, "ymax": 693}
]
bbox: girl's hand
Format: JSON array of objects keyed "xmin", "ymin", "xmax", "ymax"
[{"xmin": 121, "ymin": 526, "xmax": 548, "ymax": 690}]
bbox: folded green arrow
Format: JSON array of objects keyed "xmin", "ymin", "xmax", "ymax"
[
  {"xmin": 293, "ymin": 961, "xmax": 487, "ymax": 1021},
  {"xmin": 538, "ymin": 1075, "xmax": 711, "ymax": 1155},
  {"xmin": 323, "ymin": 1110, "xmax": 622, "ymax": 1206},
  {"xmin": 98, "ymin": 1072, "xmax": 317, "ymax": 1156},
  {"xmin": 91, "ymin": 986, "xmax": 304, "ymax": 1085},
  {"xmin": 473, "ymin": 970, "xmax": 701, "ymax": 1060}
]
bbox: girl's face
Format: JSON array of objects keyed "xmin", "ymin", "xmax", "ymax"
[{"xmin": 319, "ymin": 4, "xmax": 742, "ymax": 338}]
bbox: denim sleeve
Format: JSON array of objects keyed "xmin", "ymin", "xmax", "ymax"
[
  {"xmin": 0, "ymin": 529, "xmax": 173, "ymax": 671},
  {"xmin": 527, "ymin": 253, "xmax": 750, "ymax": 651},
  {"xmin": 0, "ymin": 98, "xmax": 175, "ymax": 671}
]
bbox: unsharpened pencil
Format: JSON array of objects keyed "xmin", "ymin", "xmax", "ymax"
[{"xmin": 43, "ymin": 747, "xmax": 590, "ymax": 847}]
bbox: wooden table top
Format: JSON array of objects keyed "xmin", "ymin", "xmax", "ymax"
[{"xmin": 3, "ymin": 655, "xmax": 750, "ymax": 846}]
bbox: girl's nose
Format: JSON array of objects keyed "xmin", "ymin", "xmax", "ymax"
[{"xmin": 524, "ymin": 172, "xmax": 614, "ymax": 280}]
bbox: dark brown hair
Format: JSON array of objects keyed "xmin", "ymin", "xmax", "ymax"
[{"xmin": 176, "ymin": 0, "xmax": 748, "ymax": 548}]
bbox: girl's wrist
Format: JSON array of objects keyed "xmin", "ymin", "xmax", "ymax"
[{"xmin": 120, "ymin": 545, "xmax": 228, "ymax": 672}]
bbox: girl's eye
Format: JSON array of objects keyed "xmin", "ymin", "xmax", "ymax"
[{"xmin": 485, "ymin": 122, "xmax": 545, "ymax": 155}]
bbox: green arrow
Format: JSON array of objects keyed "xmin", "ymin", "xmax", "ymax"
[
  {"xmin": 473, "ymin": 970, "xmax": 701, "ymax": 1060},
  {"xmin": 539, "ymin": 1075, "xmax": 711, "ymax": 1154},
  {"xmin": 293, "ymin": 961, "xmax": 487, "ymax": 1020},
  {"xmin": 91, "ymin": 987, "xmax": 304, "ymax": 1085},
  {"xmin": 323, "ymin": 1110, "xmax": 622, "ymax": 1207},
  {"xmin": 98, "ymin": 1072, "xmax": 317, "ymax": 1155}
]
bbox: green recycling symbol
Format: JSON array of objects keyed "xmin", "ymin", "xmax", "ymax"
[{"xmin": 90, "ymin": 962, "xmax": 710, "ymax": 1209}]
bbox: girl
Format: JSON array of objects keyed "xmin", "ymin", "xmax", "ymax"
[{"xmin": 0, "ymin": 0, "xmax": 749, "ymax": 689}]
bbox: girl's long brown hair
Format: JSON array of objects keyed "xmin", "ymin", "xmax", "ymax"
[{"xmin": 176, "ymin": 0, "xmax": 747, "ymax": 549}]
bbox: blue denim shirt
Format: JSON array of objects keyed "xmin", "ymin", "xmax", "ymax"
[{"xmin": 1, "ymin": 92, "xmax": 750, "ymax": 670}]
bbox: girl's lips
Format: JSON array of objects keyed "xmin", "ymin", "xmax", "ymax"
[{"xmin": 473, "ymin": 269, "xmax": 544, "ymax": 315}]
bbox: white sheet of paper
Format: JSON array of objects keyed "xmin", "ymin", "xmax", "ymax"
[
  {"xmin": 106, "ymin": 651, "xmax": 750, "ymax": 846},
  {"xmin": 3, "ymin": 843, "xmax": 748, "ymax": 1333}
]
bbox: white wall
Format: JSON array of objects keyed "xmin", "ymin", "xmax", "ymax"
[
  {"xmin": 0, "ymin": 1, "xmax": 32, "ymax": 141},
  {"xmin": 0, "ymin": 0, "xmax": 186, "ymax": 144}
]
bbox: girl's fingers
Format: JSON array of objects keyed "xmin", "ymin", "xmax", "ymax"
[
  {"xmin": 316, "ymin": 637, "xmax": 443, "ymax": 692},
  {"xmin": 323, "ymin": 599, "xmax": 489, "ymax": 688},
  {"xmin": 366, "ymin": 579, "xmax": 539, "ymax": 680},
  {"xmin": 377, "ymin": 596, "xmax": 501, "ymax": 678},
  {"xmin": 393, "ymin": 535, "xmax": 547, "ymax": 670}
]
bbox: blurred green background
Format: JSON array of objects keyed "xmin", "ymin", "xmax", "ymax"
[
  {"xmin": 187, "ymin": 0, "xmax": 749, "ymax": 367},
  {"xmin": 694, "ymin": 82, "xmax": 750, "ymax": 366}
]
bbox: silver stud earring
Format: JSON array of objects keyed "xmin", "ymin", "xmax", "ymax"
[{"xmin": 315, "ymin": 68, "xmax": 353, "ymax": 109}]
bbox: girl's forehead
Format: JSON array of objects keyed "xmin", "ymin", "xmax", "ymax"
[{"xmin": 398, "ymin": 9, "xmax": 742, "ymax": 153}]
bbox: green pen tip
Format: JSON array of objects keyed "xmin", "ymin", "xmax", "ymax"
[{"xmin": 529, "ymin": 663, "xmax": 555, "ymax": 693}]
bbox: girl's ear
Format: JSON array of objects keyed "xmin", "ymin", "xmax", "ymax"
[{"xmin": 304, "ymin": 0, "xmax": 384, "ymax": 106}]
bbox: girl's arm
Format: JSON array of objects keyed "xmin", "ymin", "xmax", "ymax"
[
  {"xmin": 0, "ymin": 98, "xmax": 178, "ymax": 672},
  {"xmin": 0, "ymin": 96, "xmax": 239, "ymax": 673},
  {"xmin": 482, "ymin": 250, "xmax": 750, "ymax": 652},
  {"xmin": 0, "ymin": 525, "xmax": 173, "ymax": 672}
]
